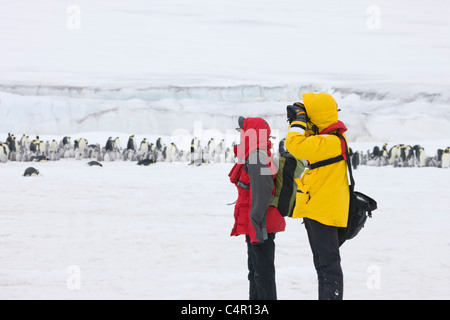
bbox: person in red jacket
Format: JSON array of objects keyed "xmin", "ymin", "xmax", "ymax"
[{"xmin": 229, "ymin": 116, "xmax": 286, "ymax": 300}]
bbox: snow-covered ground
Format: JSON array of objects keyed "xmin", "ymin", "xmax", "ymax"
[
  {"xmin": 0, "ymin": 160, "xmax": 448, "ymax": 300},
  {"xmin": 1, "ymin": 0, "xmax": 449, "ymax": 300}
]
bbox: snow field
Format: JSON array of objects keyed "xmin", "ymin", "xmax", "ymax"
[
  {"xmin": 1, "ymin": 0, "xmax": 449, "ymax": 300},
  {"xmin": 0, "ymin": 160, "xmax": 449, "ymax": 299}
]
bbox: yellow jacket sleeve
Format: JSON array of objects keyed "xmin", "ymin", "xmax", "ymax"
[{"xmin": 285, "ymin": 120, "xmax": 342, "ymax": 164}]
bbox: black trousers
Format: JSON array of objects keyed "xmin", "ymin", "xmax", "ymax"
[
  {"xmin": 304, "ymin": 218, "xmax": 343, "ymax": 300},
  {"xmin": 246, "ymin": 234, "xmax": 277, "ymax": 300}
]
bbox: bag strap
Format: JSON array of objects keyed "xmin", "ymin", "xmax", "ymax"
[
  {"xmin": 308, "ymin": 133, "xmax": 355, "ymax": 191},
  {"xmin": 337, "ymin": 134, "xmax": 355, "ymax": 192},
  {"xmin": 309, "ymin": 154, "xmax": 344, "ymax": 170}
]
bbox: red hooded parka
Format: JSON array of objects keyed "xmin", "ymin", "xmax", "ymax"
[{"xmin": 229, "ymin": 117, "xmax": 286, "ymax": 244}]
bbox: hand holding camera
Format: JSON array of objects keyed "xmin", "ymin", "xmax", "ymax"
[{"xmin": 286, "ymin": 102, "xmax": 307, "ymax": 124}]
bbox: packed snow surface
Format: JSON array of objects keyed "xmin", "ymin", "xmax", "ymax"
[
  {"xmin": 0, "ymin": 160, "xmax": 449, "ymax": 300},
  {"xmin": 0, "ymin": 0, "xmax": 449, "ymax": 300}
]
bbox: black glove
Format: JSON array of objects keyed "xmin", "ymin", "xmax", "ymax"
[{"xmin": 286, "ymin": 102, "xmax": 307, "ymax": 124}]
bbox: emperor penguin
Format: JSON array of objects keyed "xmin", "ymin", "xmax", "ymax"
[
  {"xmin": 139, "ymin": 138, "xmax": 149, "ymax": 153},
  {"xmin": 214, "ymin": 139, "xmax": 225, "ymax": 163},
  {"xmin": 19, "ymin": 134, "xmax": 26, "ymax": 147},
  {"xmin": 166, "ymin": 143, "xmax": 178, "ymax": 162},
  {"xmin": 379, "ymin": 143, "xmax": 389, "ymax": 166},
  {"xmin": 382, "ymin": 143, "xmax": 388, "ymax": 157},
  {"xmin": 29, "ymin": 140, "xmax": 38, "ymax": 154},
  {"xmin": 156, "ymin": 137, "xmax": 162, "ymax": 151},
  {"xmin": 190, "ymin": 137, "xmax": 198, "ymax": 165},
  {"xmin": 37, "ymin": 140, "xmax": 44, "ymax": 155},
  {"xmin": 225, "ymin": 147, "xmax": 234, "ymax": 163},
  {"xmin": 31, "ymin": 155, "xmax": 49, "ymax": 162},
  {"xmin": 137, "ymin": 158, "xmax": 156, "ymax": 166},
  {"xmin": 87, "ymin": 161, "xmax": 103, "ymax": 167},
  {"xmin": 35, "ymin": 136, "xmax": 47, "ymax": 156},
  {"xmin": 62, "ymin": 136, "xmax": 71, "ymax": 147},
  {"xmin": 114, "ymin": 137, "xmax": 121, "ymax": 151},
  {"xmin": 78, "ymin": 138, "xmax": 88, "ymax": 153},
  {"xmin": 48, "ymin": 140, "xmax": 59, "ymax": 161},
  {"xmin": 6, "ymin": 133, "xmax": 17, "ymax": 153},
  {"xmin": 14, "ymin": 145, "xmax": 25, "ymax": 162},
  {"xmin": 388, "ymin": 145, "xmax": 401, "ymax": 165},
  {"xmin": 63, "ymin": 148, "xmax": 73, "ymax": 159},
  {"xmin": 0, "ymin": 143, "xmax": 9, "ymax": 163},
  {"xmin": 21, "ymin": 135, "xmax": 31, "ymax": 151},
  {"xmin": 106, "ymin": 137, "xmax": 114, "ymax": 151},
  {"xmin": 162, "ymin": 145, "xmax": 167, "ymax": 161},
  {"xmin": 412, "ymin": 145, "xmax": 427, "ymax": 167},
  {"xmin": 441, "ymin": 147, "xmax": 450, "ymax": 168},
  {"xmin": 279, "ymin": 138, "xmax": 287, "ymax": 155},
  {"xmin": 49, "ymin": 140, "xmax": 58, "ymax": 152},
  {"xmin": 207, "ymin": 138, "xmax": 216, "ymax": 160},
  {"xmin": 24, "ymin": 167, "xmax": 40, "ymax": 177},
  {"xmin": 127, "ymin": 135, "xmax": 137, "ymax": 150},
  {"xmin": 193, "ymin": 137, "xmax": 200, "ymax": 150},
  {"xmin": 371, "ymin": 146, "xmax": 381, "ymax": 160}
]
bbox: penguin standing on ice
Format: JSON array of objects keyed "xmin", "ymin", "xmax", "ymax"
[
  {"xmin": 49, "ymin": 140, "xmax": 58, "ymax": 152},
  {"xmin": 225, "ymin": 147, "xmax": 234, "ymax": 163},
  {"xmin": 380, "ymin": 143, "xmax": 389, "ymax": 166},
  {"xmin": 441, "ymin": 147, "xmax": 450, "ymax": 168},
  {"xmin": 6, "ymin": 134, "xmax": 17, "ymax": 158},
  {"xmin": 48, "ymin": 139, "xmax": 59, "ymax": 161},
  {"xmin": 106, "ymin": 137, "xmax": 114, "ymax": 151},
  {"xmin": 20, "ymin": 135, "xmax": 28, "ymax": 149},
  {"xmin": 388, "ymin": 145, "xmax": 401, "ymax": 165},
  {"xmin": 139, "ymin": 138, "xmax": 148, "ymax": 153},
  {"xmin": 207, "ymin": 138, "xmax": 216, "ymax": 161},
  {"xmin": 214, "ymin": 139, "xmax": 226, "ymax": 163},
  {"xmin": 114, "ymin": 137, "xmax": 121, "ymax": 151},
  {"xmin": 41, "ymin": 140, "xmax": 47, "ymax": 156},
  {"xmin": 190, "ymin": 137, "xmax": 200, "ymax": 165},
  {"xmin": 74, "ymin": 138, "xmax": 88, "ymax": 160},
  {"xmin": 37, "ymin": 137, "xmax": 47, "ymax": 156},
  {"xmin": 156, "ymin": 138, "xmax": 162, "ymax": 151},
  {"xmin": 29, "ymin": 140, "xmax": 38, "ymax": 154},
  {"xmin": 127, "ymin": 135, "xmax": 136, "ymax": 150},
  {"xmin": 162, "ymin": 142, "xmax": 176, "ymax": 162},
  {"xmin": 412, "ymin": 145, "xmax": 427, "ymax": 167},
  {"xmin": 351, "ymin": 150, "xmax": 360, "ymax": 170},
  {"xmin": 78, "ymin": 138, "xmax": 88, "ymax": 153},
  {"xmin": 62, "ymin": 136, "xmax": 71, "ymax": 147},
  {"xmin": 0, "ymin": 143, "xmax": 9, "ymax": 163}
]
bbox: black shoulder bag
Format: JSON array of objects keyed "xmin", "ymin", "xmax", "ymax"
[{"xmin": 309, "ymin": 134, "xmax": 378, "ymax": 246}]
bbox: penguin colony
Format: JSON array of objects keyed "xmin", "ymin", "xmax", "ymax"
[
  {"xmin": 0, "ymin": 133, "xmax": 234, "ymax": 166},
  {"xmin": 0, "ymin": 133, "xmax": 448, "ymax": 168},
  {"xmin": 348, "ymin": 143, "xmax": 450, "ymax": 169}
]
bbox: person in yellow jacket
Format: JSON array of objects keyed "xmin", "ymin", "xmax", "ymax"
[{"xmin": 285, "ymin": 92, "xmax": 349, "ymax": 300}]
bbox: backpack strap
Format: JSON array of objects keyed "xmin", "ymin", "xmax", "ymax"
[
  {"xmin": 309, "ymin": 154, "xmax": 344, "ymax": 170},
  {"xmin": 308, "ymin": 133, "xmax": 355, "ymax": 191},
  {"xmin": 339, "ymin": 134, "xmax": 355, "ymax": 192}
]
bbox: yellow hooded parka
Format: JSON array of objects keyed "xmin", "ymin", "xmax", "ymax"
[{"xmin": 286, "ymin": 92, "xmax": 350, "ymax": 227}]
